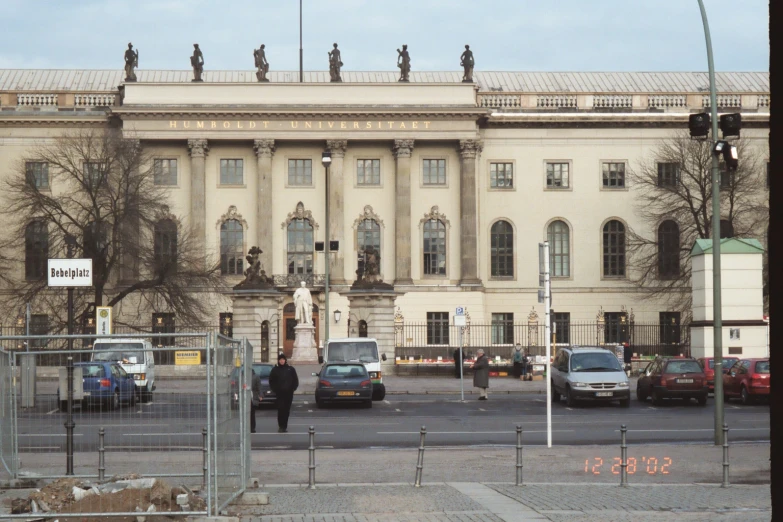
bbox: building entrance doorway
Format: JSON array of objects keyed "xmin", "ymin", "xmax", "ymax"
[{"xmin": 282, "ymin": 302, "xmax": 319, "ymax": 358}]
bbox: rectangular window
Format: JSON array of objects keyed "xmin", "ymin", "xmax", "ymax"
[
  {"xmin": 423, "ymin": 159, "xmax": 446, "ymax": 185},
  {"xmin": 29, "ymin": 314, "xmax": 49, "ymax": 349},
  {"xmin": 153, "ymin": 159, "xmax": 178, "ymax": 185},
  {"xmin": 657, "ymin": 162, "xmax": 679, "ymax": 187},
  {"xmin": 552, "ymin": 312, "xmax": 570, "ymax": 344},
  {"xmin": 426, "ymin": 312, "xmax": 449, "ymax": 345},
  {"xmin": 84, "ymin": 162, "xmax": 106, "ymax": 186},
  {"xmin": 604, "ymin": 312, "xmax": 629, "ymax": 344},
  {"xmin": 288, "ymin": 159, "xmax": 313, "ymax": 186},
  {"xmin": 490, "ymin": 163, "xmax": 514, "ymax": 188},
  {"xmin": 546, "ymin": 163, "xmax": 569, "ymax": 188},
  {"xmin": 152, "ymin": 312, "xmax": 176, "ymax": 347},
  {"xmin": 602, "ymin": 162, "xmax": 626, "ymax": 188},
  {"xmin": 357, "ymin": 159, "xmax": 381, "ymax": 185},
  {"xmin": 720, "ymin": 166, "xmax": 734, "ymax": 189},
  {"xmin": 659, "ymin": 312, "xmax": 681, "ymax": 345},
  {"xmin": 220, "ymin": 159, "xmax": 244, "ymax": 185},
  {"xmin": 491, "ymin": 313, "xmax": 514, "ymax": 344},
  {"xmin": 26, "ymin": 162, "xmax": 49, "ymax": 189}
]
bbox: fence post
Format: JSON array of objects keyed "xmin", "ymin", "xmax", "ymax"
[
  {"xmin": 98, "ymin": 428, "xmax": 105, "ymax": 482},
  {"xmin": 65, "ymin": 356, "xmax": 75, "ymax": 476},
  {"xmin": 515, "ymin": 425, "xmax": 524, "ymax": 486},
  {"xmin": 202, "ymin": 427, "xmax": 208, "ymax": 491},
  {"xmin": 620, "ymin": 424, "xmax": 628, "ymax": 487},
  {"xmin": 308, "ymin": 426, "xmax": 316, "ymax": 489},
  {"xmin": 414, "ymin": 425, "xmax": 427, "ymax": 487},
  {"xmin": 721, "ymin": 423, "xmax": 730, "ymax": 488}
]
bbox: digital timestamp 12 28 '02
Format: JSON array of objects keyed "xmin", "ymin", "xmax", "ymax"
[{"xmin": 584, "ymin": 457, "xmax": 672, "ymax": 475}]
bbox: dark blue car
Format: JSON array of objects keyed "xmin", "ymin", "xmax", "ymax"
[{"xmin": 58, "ymin": 361, "xmax": 137, "ymax": 411}]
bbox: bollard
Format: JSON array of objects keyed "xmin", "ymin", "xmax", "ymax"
[
  {"xmin": 308, "ymin": 426, "xmax": 316, "ymax": 489},
  {"xmin": 620, "ymin": 425, "xmax": 628, "ymax": 487},
  {"xmin": 721, "ymin": 423, "xmax": 730, "ymax": 488},
  {"xmin": 98, "ymin": 428, "xmax": 105, "ymax": 482},
  {"xmin": 515, "ymin": 425, "xmax": 523, "ymax": 486},
  {"xmin": 414, "ymin": 426, "xmax": 427, "ymax": 487},
  {"xmin": 202, "ymin": 427, "xmax": 208, "ymax": 490}
]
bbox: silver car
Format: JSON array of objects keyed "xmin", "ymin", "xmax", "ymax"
[{"xmin": 551, "ymin": 347, "xmax": 631, "ymax": 407}]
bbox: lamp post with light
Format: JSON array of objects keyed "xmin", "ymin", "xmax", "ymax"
[{"xmin": 321, "ymin": 152, "xmax": 332, "ymax": 344}]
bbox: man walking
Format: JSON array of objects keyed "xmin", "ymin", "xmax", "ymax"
[
  {"xmin": 250, "ymin": 368, "xmax": 262, "ymax": 433},
  {"xmin": 269, "ymin": 353, "xmax": 299, "ymax": 433},
  {"xmin": 472, "ymin": 348, "xmax": 490, "ymax": 400}
]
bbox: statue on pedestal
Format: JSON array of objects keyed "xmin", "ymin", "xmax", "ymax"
[
  {"xmin": 293, "ymin": 281, "xmax": 313, "ymax": 325},
  {"xmin": 253, "ymin": 44, "xmax": 269, "ymax": 82},
  {"xmin": 397, "ymin": 45, "xmax": 410, "ymax": 82},
  {"xmin": 460, "ymin": 45, "xmax": 474, "ymax": 83},
  {"xmin": 291, "ymin": 281, "xmax": 318, "ymax": 362},
  {"xmin": 328, "ymin": 43, "xmax": 343, "ymax": 82},
  {"xmin": 233, "ymin": 246, "xmax": 274, "ymax": 290},
  {"xmin": 124, "ymin": 43, "xmax": 138, "ymax": 82},
  {"xmin": 190, "ymin": 44, "xmax": 204, "ymax": 82},
  {"xmin": 352, "ymin": 245, "xmax": 393, "ymax": 290}
]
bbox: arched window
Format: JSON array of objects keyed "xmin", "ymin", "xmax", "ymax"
[
  {"xmin": 25, "ymin": 221, "xmax": 48, "ymax": 280},
  {"xmin": 423, "ymin": 219, "xmax": 446, "ymax": 276},
  {"xmin": 357, "ymin": 218, "xmax": 381, "ymax": 272},
  {"xmin": 154, "ymin": 219, "xmax": 178, "ymax": 274},
  {"xmin": 287, "ymin": 218, "xmax": 314, "ymax": 274},
  {"xmin": 490, "ymin": 220, "xmax": 514, "ymax": 277},
  {"xmin": 547, "ymin": 220, "xmax": 570, "ymax": 277},
  {"xmin": 602, "ymin": 220, "xmax": 626, "ymax": 277},
  {"xmin": 358, "ymin": 320, "xmax": 368, "ymax": 338},
  {"xmin": 220, "ymin": 219, "xmax": 244, "ymax": 275},
  {"xmin": 657, "ymin": 220, "xmax": 680, "ymax": 279}
]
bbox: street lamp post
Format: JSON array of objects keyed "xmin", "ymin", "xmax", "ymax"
[
  {"xmin": 322, "ymin": 152, "xmax": 332, "ymax": 344},
  {"xmin": 696, "ymin": 0, "xmax": 725, "ymax": 445}
]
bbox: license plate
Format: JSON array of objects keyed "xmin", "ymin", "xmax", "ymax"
[
  {"xmin": 596, "ymin": 391, "xmax": 613, "ymax": 397},
  {"xmin": 337, "ymin": 391, "xmax": 355, "ymax": 396},
  {"xmin": 677, "ymin": 379, "xmax": 694, "ymax": 383}
]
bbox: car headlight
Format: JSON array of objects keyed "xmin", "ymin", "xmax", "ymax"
[
  {"xmin": 617, "ymin": 382, "xmax": 629, "ymax": 388},
  {"xmin": 571, "ymin": 382, "xmax": 588, "ymax": 388},
  {"xmin": 369, "ymin": 372, "xmax": 379, "ymax": 379}
]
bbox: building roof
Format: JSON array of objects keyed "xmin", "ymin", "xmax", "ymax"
[
  {"xmin": 691, "ymin": 238, "xmax": 765, "ymax": 256},
  {"xmin": 0, "ymin": 70, "xmax": 770, "ymax": 93}
]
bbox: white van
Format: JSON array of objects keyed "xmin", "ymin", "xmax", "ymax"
[
  {"xmin": 319, "ymin": 338, "xmax": 387, "ymax": 400},
  {"xmin": 92, "ymin": 338, "xmax": 156, "ymax": 402}
]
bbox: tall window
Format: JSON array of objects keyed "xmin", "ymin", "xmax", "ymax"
[
  {"xmin": 288, "ymin": 159, "xmax": 313, "ymax": 186},
  {"xmin": 604, "ymin": 312, "xmax": 629, "ymax": 344},
  {"xmin": 546, "ymin": 162, "xmax": 569, "ymax": 188},
  {"xmin": 358, "ymin": 320, "xmax": 368, "ymax": 338},
  {"xmin": 719, "ymin": 166, "xmax": 734, "ymax": 189},
  {"xmin": 287, "ymin": 218, "xmax": 314, "ymax": 274},
  {"xmin": 220, "ymin": 159, "xmax": 243, "ymax": 185},
  {"xmin": 357, "ymin": 219, "xmax": 381, "ymax": 272},
  {"xmin": 219, "ymin": 312, "xmax": 233, "ymax": 338},
  {"xmin": 602, "ymin": 220, "xmax": 626, "ymax": 277},
  {"xmin": 657, "ymin": 220, "xmax": 680, "ymax": 279},
  {"xmin": 720, "ymin": 219, "xmax": 734, "ymax": 239},
  {"xmin": 25, "ymin": 221, "xmax": 48, "ymax": 280},
  {"xmin": 84, "ymin": 161, "xmax": 106, "ymax": 186},
  {"xmin": 220, "ymin": 219, "xmax": 244, "ymax": 275},
  {"xmin": 357, "ymin": 159, "xmax": 380, "ymax": 185},
  {"xmin": 491, "ymin": 313, "xmax": 514, "ymax": 344},
  {"xmin": 552, "ymin": 312, "xmax": 570, "ymax": 344},
  {"xmin": 423, "ymin": 219, "xmax": 446, "ymax": 275},
  {"xmin": 490, "ymin": 163, "xmax": 513, "ymax": 188},
  {"xmin": 426, "ymin": 312, "xmax": 449, "ymax": 345},
  {"xmin": 547, "ymin": 220, "xmax": 570, "ymax": 277},
  {"xmin": 26, "ymin": 162, "xmax": 49, "ymax": 189},
  {"xmin": 83, "ymin": 221, "xmax": 109, "ymax": 259},
  {"xmin": 602, "ymin": 162, "xmax": 626, "ymax": 188},
  {"xmin": 490, "ymin": 220, "xmax": 514, "ymax": 277},
  {"xmin": 153, "ymin": 159, "xmax": 178, "ymax": 185},
  {"xmin": 423, "ymin": 159, "xmax": 446, "ymax": 185},
  {"xmin": 657, "ymin": 163, "xmax": 679, "ymax": 187},
  {"xmin": 659, "ymin": 312, "xmax": 681, "ymax": 345},
  {"xmin": 154, "ymin": 219, "xmax": 178, "ymax": 274},
  {"xmin": 151, "ymin": 312, "xmax": 175, "ymax": 348}
]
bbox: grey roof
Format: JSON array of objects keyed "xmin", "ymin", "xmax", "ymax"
[{"xmin": 0, "ymin": 70, "xmax": 769, "ymax": 93}]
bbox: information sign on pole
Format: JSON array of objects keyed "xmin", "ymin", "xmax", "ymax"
[
  {"xmin": 454, "ymin": 315, "xmax": 467, "ymax": 327},
  {"xmin": 96, "ymin": 307, "xmax": 112, "ymax": 336},
  {"xmin": 455, "ymin": 307, "xmax": 465, "ymax": 316},
  {"xmin": 47, "ymin": 259, "xmax": 93, "ymax": 287},
  {"xmin": 539, "ymin": 242, "xmax": 553, "ymax": 449}
]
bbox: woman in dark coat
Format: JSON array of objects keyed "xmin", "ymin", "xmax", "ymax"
[{"xmin": 472, "ymin": 348, "xmax": 490, "ymax": 400}]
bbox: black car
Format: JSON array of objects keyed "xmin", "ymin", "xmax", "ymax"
[
  {"xmin": 314, "ymin": 362, "xmax": 372, "ymax": 408},
  {"xmin": 230, "ymin": 363, "xmax": 275, "ymax": 409}
]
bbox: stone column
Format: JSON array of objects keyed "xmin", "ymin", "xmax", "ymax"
[
  {"xmin": 187, "ymin": 139, "xmax": 209, "ymax": 248},
  {"xmin": 458, "ymin": 139, "xmax": 483, "ymax": 286},
  {"xmin": 326, "ymin": 140, "xmax": 347, "ymax": 284},
  {"xmin": 393, "ymin": 139, "xmax": 414, "ymax": 285},
  {"xmin": 253, "ymin": 139, "xmax": 275, "ymax": 273}
]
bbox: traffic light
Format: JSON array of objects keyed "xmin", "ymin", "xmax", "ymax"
[
  {"xmin": 719, "ymin": 113, "xmax": 741, "ymax": 138},
  {"xmin": 688, "ymin": 112, "xmax": 711, "ymax": 138}
]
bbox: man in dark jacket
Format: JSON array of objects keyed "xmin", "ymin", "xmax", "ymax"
[
  {"xmin": 472, "ymin": 348, "xmax": 490, "ymax": 400},
  {"xmin": 250, "ymin": 369, "xmax": 262, "ymax": 433},
  {"xmin": 269, "ymin": 353, "xmax": 299, "ymax": 433}
]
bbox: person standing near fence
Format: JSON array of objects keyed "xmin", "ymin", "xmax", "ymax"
[
  {"xmin": 513, "ymin": 344, "xmax": 525, "ymax": 379},
  {"xmin": 250, "ymin": 368, "xmax": 262, "ymax": 433},
  {"xmin": 269, "ymin": 353, "xmax": 298, "ymax": 433},
  {"xmin": 472, "ymin": 348, "xmax": 489, "ymax": 400}
]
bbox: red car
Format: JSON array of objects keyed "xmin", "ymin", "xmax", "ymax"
[
  {"xmin": 636, "ymin": 356, "xmax": 708, "ymax": 406},
  {"xmin": 697, "ymin": 357, "xmax": 739, "ymax": 392},
  {"xmin": 723, "ymin": 358, "xmax": 770, "ymax": 404}
]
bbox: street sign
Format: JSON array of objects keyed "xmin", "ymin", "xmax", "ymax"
[
  {"xmin": 96, "ymin": 307, "xmax": 112, "ymax": 335},
  {"xmin": 538, "ymin": 289, "xmax": 545, "ymax": 304},
  {"xmin": 538, "ymin": 243, "xmax": 546, "ymax": 275},
  {"xmin": 47, "ymin": 259, "xmax": 93, "ymax": 287},
  {"xmin": 455, "ymin": 307, "xmax": 465, "ymax": 316},
  {"xmin": 454, "ymin": 316, "xmax": 467, "ymax": 326}
]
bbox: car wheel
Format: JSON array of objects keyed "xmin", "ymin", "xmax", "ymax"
[
  {"xmin": 741, "ymin": 386, "xmax": 751, "ymax": 405},
  {"xmin": 565, "ymin": 386, "xmax": 576, "ymax": 407},
  {"xmin": 551, "ymin": 382, "xmax": 561, "ymax": 403},
  {"xmin": 315, "ymin": 398, "xmax": 325, "ymax": 409},
  {"xmin": 620, "ymin": 398, "xmax": 630, "ymax": 408},
  {"xmin": 636, "ymin": 384, "xmax": 646, "ymax": 402},
  {"xmin": 363, "ymin": 400, "xmax": 373, "ymax": 409},
  {"xmin": 651, "ymin": 389, "xmax": 662, "ymax": 406},
  {"xmin": 697, "ymin": 394, "xmax": 707, "ymax": 407},
  {"xmin": 372, "ymin": 385, "xmax": 386, "ymax": 401}
]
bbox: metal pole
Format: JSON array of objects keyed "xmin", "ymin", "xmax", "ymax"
[
  {"xmin": 324, "ymin": 164, "xmax": 330, "ymax": 344},
  {"xmin": 544, "ymin": 241, "xmax": 552, "ymax": 448},
  {"xmin": 202, "ymin": 427, "xmax": 208, "ymax": 491},
  {"xmin": 721, "ymin": 423, "xmax": 730, "ymax": 487},
  {"xmin": 65, "ymin": 356, "xmax": 74, "ymax": 475},
  {"xmin": 515, "ymin": 425, "xmax": 523, "ymax": 486},
  {"xmin": 696, "ymin": 0, "xmax": 725, "ymax": 447},
  {"xmin": 98, "ymin": 427, "xmax": 105, "ymax": 482},
  {"xmin": 205, "ymin": 335, "xmax": 212, "ymax": 514},
  {"xmin": 299, "ymin": 0, "xmax": 303, "ymax": 83},
  {"xmin": 459, "ymin": 327, "xmax": 464, "ymax": 402},
  {"xmin": 620, "ymin": 424, "xmax": 628, "ymax": 487},
  {"xmin": 25, "ymin": 303, "xmax": 30, "ymax": 351},
  {"xmin": 308, "ymin": 426, "xmax": 316, "ymax": 489},
  {"xmin": 414, "ymin": 425, "xmax": 426, "ymax": 487}
]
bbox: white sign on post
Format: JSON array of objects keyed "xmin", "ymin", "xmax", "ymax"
[
  {"xmin": 96, "ymin": 307, "xmax": 112, "ymax": 335},
  {"xmin": 48, "ymin": 259, "xmax": 93, "ymax": 287},
  {"xmin": 454, "ymin": 315, "xmax": 467, "ymax": 326}
]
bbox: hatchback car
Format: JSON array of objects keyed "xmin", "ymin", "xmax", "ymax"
[
  {"xmin": 697, "ymin": 357, "xmax": 739, "ymax": 392},
  {"xmin": 723, "ymin": 358, "xmax": 770, "ymax": 404},
  {"xmin": 636, "ymin": 357, "xmax": 708, "ymax": 406},
  {"xmin": 314, "ymin": 362, "xmax": 372, "ymax": 408},
  {"xmin": 58, "ymin": 361, "xmax": 136, "ymax": 411},
  {"xmin": 230, "ymin": 363, "xmax": 275, "ymax": 409},
  {"xmin": 550, "ymin": 347, "xmax": 631, "ymax": 407}
]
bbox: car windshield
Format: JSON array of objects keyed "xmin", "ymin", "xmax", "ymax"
[
  {"xmin": 707, "ymin": 358, "xmax": 738, "ymax": 369},
  {"xmin": 253, "ymin": 365, "xmax": 272, "ymax": 378},
  {"xmin": 326, "ymin": 342, "xmax": 379, "ymax": 363},
  {"xmin": 570, "ymin": 352, "xmax": 622, "ymax": 372},
  {"xmin": 755, "ymin": 361, "xmax": 770, "ymax": 374},
  {"xmin": 323, "ymin": 364, "xmax": 368, "ymax": 378},
  {"xmin": 78, "ymin": 364, "xmax": 105, "ymax": 378},
  {"xmin": 93, "ymin": 343, "xmax": 145, "ymax": 364},
  {"xmin": 665, "ymin": 360, "xmax": 702, "ymax": 374}
]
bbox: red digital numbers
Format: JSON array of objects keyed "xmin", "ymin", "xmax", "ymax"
[
  {"xmin": 662, "ymin": 457, "xmax": 672, "ymax": 474},
  {"xmin": 585, "ymin": 456, "xmax": 672, "ymax": 475},
  {"xmin": 584, "ymin": 457, "xmax": 603, "ymax": 475}
]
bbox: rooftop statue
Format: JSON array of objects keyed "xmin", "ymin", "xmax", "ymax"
[
  {"xmin": 124, "ymin": 43, "xmax": 138, "ymax": 82},
  {"xmin": 328, "ymin": 43, "xmax": 343, "ymax": 82},
  {"xmin": 191, "ymin": 44, "xmax": 204, "ymax": 82},
  {"xmin": 253, "ymin": 44, "xmax": 270, "ymax": 82},
  {"xmin": 460, "ymin": 45, "xmax": 474, "ymax": 83},
  {"xmin": 397, "ymin": 45, "xmax": 410, "ymax": 83}
]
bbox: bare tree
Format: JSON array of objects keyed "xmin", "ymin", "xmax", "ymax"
[
  {"xmin": 0, "ymin": 126, "xmax": 225, "ymax": 332},
  {"xmin": 627, "ymin": 130, "xmax": 768, "ymax": 318}
]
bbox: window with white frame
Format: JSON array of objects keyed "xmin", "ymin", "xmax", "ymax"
[
  {"xmin": 602, "ymin": 162, "xmax": 626, "ymax": 188},
  {"xmin": 288, "ymin": 159, "xmax": 313, "ymax": 186},
  {"xmin": 490, "ymin": 163, "xmax": 513, "ymax": 188},
  {"xmin": 26, "ymin": 162, "xmax": 49, "ymax": 189},
  {"xmin": 220, "ymin": 219, "xmax": 244, "ymax": 275},
  {"xmin": 220, "ymin": 159, "xmax": 244, "ymax": 185},
  {"xmin": 546, "ymin": 162, "xmax": 569, "ymax": 188},
  {"xmin": 423, "ymin": 159, "xmax": 446, "ymax": 185},
  {"xmin": 491, "ymin": 313, "xmax": 514, "ymax": 344},
  {"xmin": 423, "ymin": 219, "xmax": 447, "ymax": 275},
  {"xmin": 547, "ymin": 220, "xmax": 570, "ymax": 277},
  {"xmin": 154, "ymin": 159, "xmax": 178, "ymax": 186},
  {"xmin": 357, "ymin": 159, "xmax": 380, "ymax": 185}
]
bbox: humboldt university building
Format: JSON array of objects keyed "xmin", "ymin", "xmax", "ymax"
[{"xmin": 0, "ymin": 68, "xmax": 769, "ymax": 361}]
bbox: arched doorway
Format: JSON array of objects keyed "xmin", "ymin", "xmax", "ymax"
[{"xmin": 282, "ymin": 302, "xmax": 319, "ymax": 358}]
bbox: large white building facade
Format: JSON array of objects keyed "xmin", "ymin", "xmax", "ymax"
[{"xmin": 0, "ymin": 69, "xmax": 769, "ymax": 360}]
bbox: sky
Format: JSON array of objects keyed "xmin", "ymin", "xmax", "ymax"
[{"xmin": 0, "ymin": 0, "xmax": 769, "ymax": 72}]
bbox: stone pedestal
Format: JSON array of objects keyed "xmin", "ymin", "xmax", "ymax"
[
  {"xmin": 231, "ymin": 289, "xmax": 284, "ymax": 362},
  {"xmin": 346, "ymin": 289, "xmax": 403, "ymax": 372},
  {"xmin": 292, "ymin": 324, "xmax": 318, "ymax": 363}
]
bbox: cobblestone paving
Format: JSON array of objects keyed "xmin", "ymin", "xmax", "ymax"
[
  {"xmin": 240, "ymin": 515, "xmax": 506, "ymax": 522},
  {"xmin": 541, "ymin": 510, "xmax": 771, "ymax": 522}
]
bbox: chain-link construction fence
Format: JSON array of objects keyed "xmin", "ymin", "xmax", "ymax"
[{"xmin": 0, "ymin": 349, "xmax": 15, "ymax": 480}]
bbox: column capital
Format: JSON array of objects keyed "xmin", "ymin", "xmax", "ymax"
[
  {"xmin": 253, "ymin": 139, "xmax": 276, "ymax": 158},
  {"xmin": 326, "ymin": 139, "xmax": 348, "ymax": 158},
  {"xmin": 392, "ymin": 139, "xmax": 415, "ymax": 158},
  {"xmin": 458, "ymin": 139, "xmax": 483, "ymax": 159},
  {"xmin": 187, "ymin": 138, "xmax": 209, "ymax": 158}
]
